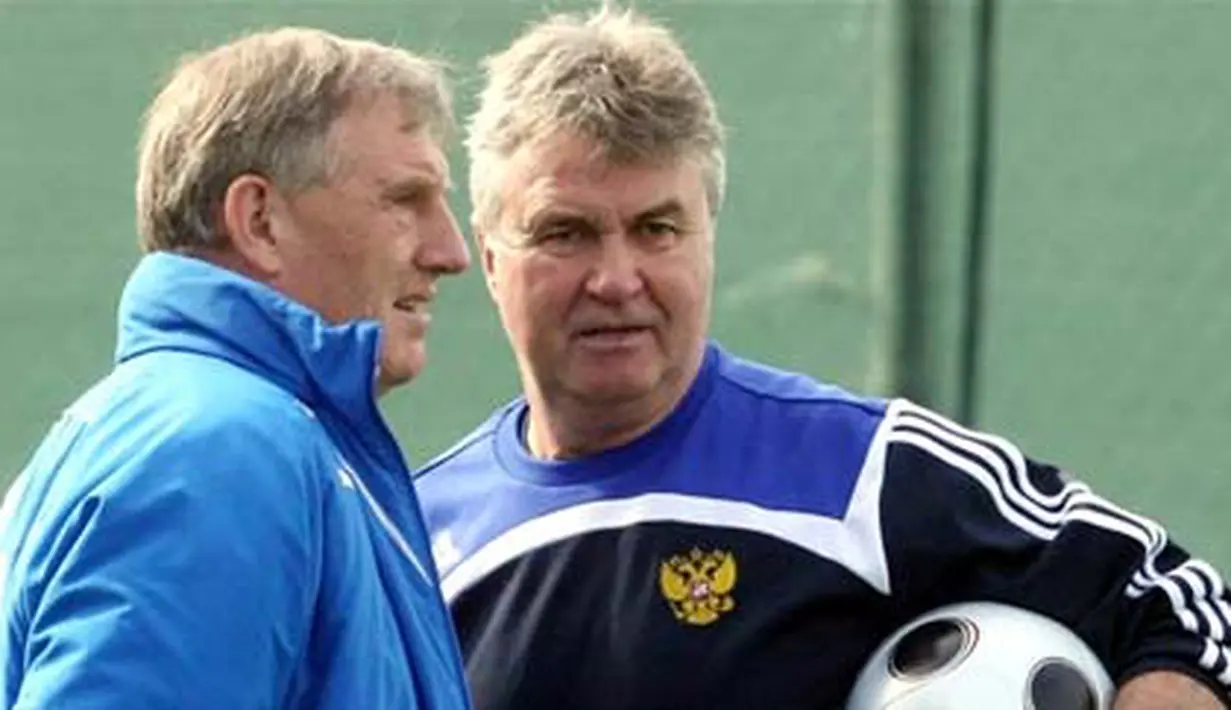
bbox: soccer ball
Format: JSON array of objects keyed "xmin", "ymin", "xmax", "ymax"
[{"xmin": 846, "ymin": 602, "xmax": 1114, "ymax": 710}]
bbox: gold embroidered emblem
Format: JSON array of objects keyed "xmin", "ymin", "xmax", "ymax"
[{"xmin": 658, "ymin": 547, "xmax": 737, "ymax": 626}]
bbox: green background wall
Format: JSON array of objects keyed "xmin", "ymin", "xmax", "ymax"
[{"xmin": 1, "ymin": 0, "xmax": 1227, "ymax": 569}]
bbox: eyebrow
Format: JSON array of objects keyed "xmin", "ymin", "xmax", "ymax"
[
  {"xmin": 632, "ymin": 198, "xmax": 686, "ymax": 223},
  {"xmin": 518, "ymin": 197, "xmax": 689, "ymax": 236},
  {"xmin": 520, "ymin": 203, "xmax": 588, "ymax": 232},
  {"xmin": 380, "ymin": 170, "xmax": 452, "ymax": 199}
]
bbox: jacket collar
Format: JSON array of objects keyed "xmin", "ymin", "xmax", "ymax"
[{"xmin": 115, "ymin": 252, "xmax": 384, "ymax": 424}]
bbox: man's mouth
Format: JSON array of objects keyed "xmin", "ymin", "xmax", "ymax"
[
  {"xmin": 577, "ymin": 324, "xmax": 650, "ymax": 337},
  {"xmin": 393, "ymin": 297, "xmax": 427, "ymax": 315},
  {"xmin": 574, "ymin": 324, "xmax": 653, "ymax": 346}
]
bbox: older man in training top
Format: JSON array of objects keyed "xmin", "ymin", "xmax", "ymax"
[{"xmin": 416, "ymin": 7, "xmax": 1231, "ymax": 710}]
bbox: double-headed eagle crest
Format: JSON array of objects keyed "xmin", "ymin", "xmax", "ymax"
[{"xmin": 658, "ymin": 547, "xmax": 738, "ymax": 626}]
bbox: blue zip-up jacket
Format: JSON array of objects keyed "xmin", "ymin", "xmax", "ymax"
[{"xmin": 0, "ymin": 252, "xmax": 471, "ymax": 710}]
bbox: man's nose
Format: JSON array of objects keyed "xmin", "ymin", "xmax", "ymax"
[
  {"xmin": 417, "ymin": 200, "xmax": 470, "ymax": 275},
  {"xmin": 584, "ymin": 233, "xmax": 644, "ymax": 303}
]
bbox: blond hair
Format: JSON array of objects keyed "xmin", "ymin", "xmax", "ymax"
[
  {"xmin": 466, "ymin": 7, "xmax": 726, "ymax": 231},
  {"xmin": 136, "ymin": 27, "xmax": 452, "ymax": 252}
]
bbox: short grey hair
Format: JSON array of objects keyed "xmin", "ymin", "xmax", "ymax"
[
  {"xmin": 136, "ymin": 27, "xmax": 453, "ymax": 253},
  {"xmin": 466, "ymin": 6, "xmax": 726, "ymax": 231}
]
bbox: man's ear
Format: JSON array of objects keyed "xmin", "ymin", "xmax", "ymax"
[
  {"xmin": 220, "ymin": 174, "xmax": 283, "ymax": 276},
  {"xmin": 473, "ymin": 223, "xmax": 499, "ymax": 299}
]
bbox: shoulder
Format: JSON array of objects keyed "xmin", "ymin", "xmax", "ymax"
[
  {"xmin": 876, "ymin": 397, "xmax": 1042, "ymax": 483},
  {"xmin": 413, "ymin": 400, "xmax": 513, "ymax": 483},
  {"xmin": 713, "ymin": 345, "xmax": 886, "ymax": 414},
  {"xmin": 707, "ymin": 345, "xmax": 889, "ymax": 452},
  {"xmin": 876, "ymin": 398, "xmax": 1074, "ymax": 510},
  {"xmin": 64, "ymin": 352, "xmax": 335, "ymax": 510},
  {"xmin": 7, "ymin": 358, "xmax": 330, "ymax": 604}
]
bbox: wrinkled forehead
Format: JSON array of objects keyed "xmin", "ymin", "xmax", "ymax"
[
  {"xmin": 500, "ymin": 133, "xmax": 706, "ymax": 225},
  {"xmin": 342, "ymin": 135, "xmax": 452, "ymax": 198}
]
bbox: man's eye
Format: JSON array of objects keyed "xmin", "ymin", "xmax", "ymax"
[
  {"xmin": 636, "ymin": 221, "xmax": 682, "ymax": 248},
  {"xmin": 388, "ymin": 189, "xmax": 428, "ymax": 208},
  {"xmin": 641, "ymin": 221, "xmax": 680, "ymax": 237},
  {"xmin": 541, "ymin": 228, "xmax": 580, "ymax": 242},
  {"xmin": 534, "ymin": 224, "xmax": 591, "ymax": 250}
]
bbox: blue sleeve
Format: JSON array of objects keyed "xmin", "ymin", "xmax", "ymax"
[{"xmin": 13, "ymin": 411, "xmax": 324, "ymax": 709}]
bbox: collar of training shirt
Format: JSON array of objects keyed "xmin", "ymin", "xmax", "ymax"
[
  {"xmin": 492, "ymin": 341, "xmax": 722, "ymax": 487},
  {"xmin": 113, "ymin": 251, "xmax": 384, "ymax": 432}
]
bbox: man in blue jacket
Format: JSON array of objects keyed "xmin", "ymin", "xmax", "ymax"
[
  {"xmin": 0, "ymin": 28, "xmax": 472, "ymax": 709},
  {"xmin": 415, "ymin": 7, "xmax": 1230, "ymax": 709}
]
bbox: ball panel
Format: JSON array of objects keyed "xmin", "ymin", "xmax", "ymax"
[
  {"xmin": 1028, "ymin": 659, "xmax": 1099, "ymax": 710},
  {"xmin": 889, "ymin": 618, "xmax": 975, "ymax": 679}
]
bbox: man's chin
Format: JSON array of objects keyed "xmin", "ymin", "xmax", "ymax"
[
  {"xmin": 377, "ymin": 348, "xmax": 426, "ymax": 396},
  {"xmin": 566, "ymin": 375, "xmax": 659, "ymax": 407}
]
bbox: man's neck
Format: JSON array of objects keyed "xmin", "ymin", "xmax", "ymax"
[
  {"xmin": 524, "ymin": 402, "xmax": 664, "ymax": 460},
  {"xmin": 522, "ymin": 345, "xmax": 710, "ymax": 460},
  {"xmin": 524, "ymin": 372, "xmax": 699, "ymax": 461}
]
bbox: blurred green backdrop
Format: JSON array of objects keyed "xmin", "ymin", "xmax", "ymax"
[{"xmin": 0, "ymin": 0, "xmax": 1227, "ymax": 568}]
